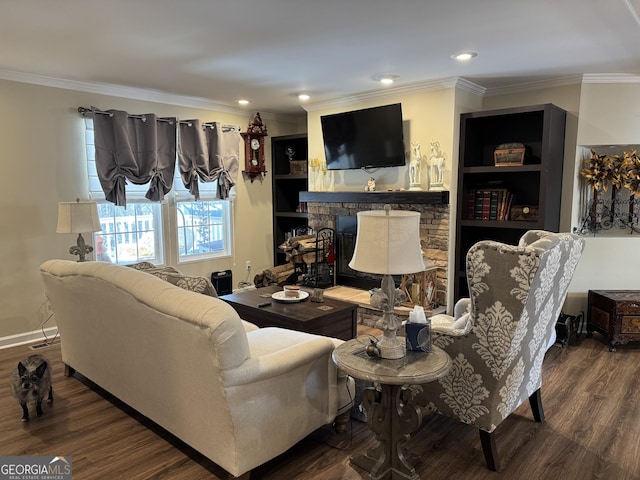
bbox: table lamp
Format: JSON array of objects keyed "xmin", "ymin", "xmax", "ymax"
[
  {"xmin": 349, "ymin": 205, "xmax": 425, "ymax": 359},
  {"xmin": 56, "ymin": 199, "xmax": 101, "ymax": 262}
]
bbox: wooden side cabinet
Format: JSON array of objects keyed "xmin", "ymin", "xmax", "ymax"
[{"xmin": 587, "ymin": 290, "xmax": 640, "ymax": 351}]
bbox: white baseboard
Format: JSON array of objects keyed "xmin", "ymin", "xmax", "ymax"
[{"xmin": 0, "ymin": 327, "xmax": 59, "ymax": 350}]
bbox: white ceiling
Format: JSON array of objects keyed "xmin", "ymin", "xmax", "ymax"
[{"xmin": 2, "ymin": 0, "xmax": 640, "ymax": 116}]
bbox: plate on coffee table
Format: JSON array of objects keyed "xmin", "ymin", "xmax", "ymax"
[{"xmin": 271, "ymin": 290, "xmax": 309, "ymax": 302}]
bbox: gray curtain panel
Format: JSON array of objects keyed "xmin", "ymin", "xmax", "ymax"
[
  {"xmin": 178, "ymin": 120, "xmax": 240, "ymax": 200},
  {"xmin": 93, "ymin": 108, "xmax": 177, "ymax": 206}
]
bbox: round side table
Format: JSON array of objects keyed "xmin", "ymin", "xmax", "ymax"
[{"xmin": 333, "ymin": 339, "xmax": 451, "ymax": 480}]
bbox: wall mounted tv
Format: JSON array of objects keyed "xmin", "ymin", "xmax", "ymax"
[{"xmin": 321, "ymin": 103, "xmax": 406, "ymax": 170}]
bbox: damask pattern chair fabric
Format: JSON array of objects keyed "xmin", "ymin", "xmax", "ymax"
[
  {"xmin": 92, "ymin": 109, "xmax": 177, "ymax": 206},
  {"xmin": 416, "ymin": 230, "xmax": 585, "ymax": 469},
  {"xmin": 178, "ymin": 120, "xmax": 241, "ymax": 200}
]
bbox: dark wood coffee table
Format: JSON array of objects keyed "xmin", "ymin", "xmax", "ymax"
[{"xmin": 220, "ymin": 285, "xmax": 357, "ymax": 340}]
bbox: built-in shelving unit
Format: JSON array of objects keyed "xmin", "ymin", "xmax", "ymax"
[
  {"xmin": 272, "ymin": 133, "xmax": 308, "ymax": 265},
  {"xmin": 455, "ymin": 104, "xmax": 567, "ymax": 299}
]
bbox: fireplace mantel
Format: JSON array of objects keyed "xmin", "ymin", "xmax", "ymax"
[{"xmin": 299, "ymin": 190, "xmax": 449, "ymax": 205}]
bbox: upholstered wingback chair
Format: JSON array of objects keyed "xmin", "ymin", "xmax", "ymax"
[{"xmin": 417, "ymin": 231, "xmax": 585, "ymax": 471}]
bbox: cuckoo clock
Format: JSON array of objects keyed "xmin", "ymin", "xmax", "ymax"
[{"xmin": 241, "ymin": 112, "xmax": 268, "ymax": 182}]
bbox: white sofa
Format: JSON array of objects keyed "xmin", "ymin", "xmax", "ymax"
[{"xmin": 40, "ymin": 260, "xmax": 353, "ymax": 479}]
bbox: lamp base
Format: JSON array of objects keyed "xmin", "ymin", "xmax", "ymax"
[
  {"xmin": 373, "ymin": 274, "xmax": 406, "ymax": 359},
  {"xmin": 69, "ymin": 233, "xmax": 93, "ymax": 262},
  {"xmin": 377, "ymin": 329, "xmax": 405, "ymax": 359}
]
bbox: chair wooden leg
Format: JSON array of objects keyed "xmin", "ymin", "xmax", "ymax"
[
  {"xmin": 528, "ymin": 388, "xmax": 545, "ymax": 423},
  {"xmin": 479, "ymin": 429, "xmax": 499, "ymax": 471}
]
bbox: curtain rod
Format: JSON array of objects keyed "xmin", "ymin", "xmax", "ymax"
[
  {"xmin": 179, "ymin": 120, "xmax": 240, "ymax": 132},
  {"xmin": 78, "ymin": 106, "xmax": 240, "ymax": 131},
  {"xmin": 78, "ymin": 106, "xmax": 175, "ymax": 124}
]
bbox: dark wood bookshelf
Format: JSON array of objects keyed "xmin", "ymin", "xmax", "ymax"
[{"xmin": 454, "ymin": 103, "xmax": 567, "ymax": 299}]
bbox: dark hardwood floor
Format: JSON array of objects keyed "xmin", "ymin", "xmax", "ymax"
[{"xmin": 1, "ymin": 332, "xmax": 638, "ymax": 480}]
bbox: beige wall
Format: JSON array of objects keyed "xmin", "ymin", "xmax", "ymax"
[
  {"xmin": 0, "ymin": 78, "xmax": 301, "ymax": 339},
  {"xmin": 306, "ymin": 88, "xmax": 457, "ymax": 193},
  {"xmin": 567, "ymin": 82, "xmax": 640, "ymax": 312},
  {"xmin": 306, "ymin": 85, "xmax": 460, "ymax": 307}
]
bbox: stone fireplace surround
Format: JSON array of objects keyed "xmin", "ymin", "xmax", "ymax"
[{"xmin": 299, "ymin": 191, "xmax": 450, "ymax": 307}]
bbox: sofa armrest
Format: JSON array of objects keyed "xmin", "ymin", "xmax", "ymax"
[
  {"xmin": 223, "ymin": 328, "xmax": 338, "ymax": 387},
  {"xmin": 241, "ymin": 320, "xmax": 259, "ymax": 332}
]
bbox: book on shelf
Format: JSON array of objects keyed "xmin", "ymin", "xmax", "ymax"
[
  {"xmin": 466, "ymin": 188, "xmax": 512, "ymax": 221},
  {"xmin": 465, "ymin": 192, "xmax": 475, "ymax": 220},
  {"xmin": 473, "ymin": 190, "xmax": 484, "ymax": 220},
  {"xmin": 489, "ymin": 190, "xmax": 499, "ymax": 220}
]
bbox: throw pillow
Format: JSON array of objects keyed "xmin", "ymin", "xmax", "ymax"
[
  {"xmin": 127, "ymin": 262, "xmax": 218, "ymax": 297},
  {"xmin": 152, "ymin": 271, "xmax": 218, "ymax": 297},
  {"xmin": 127, "ymin": 261, "xmax": 158, "ymax": 271}
]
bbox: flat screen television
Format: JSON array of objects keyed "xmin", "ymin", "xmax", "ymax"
[{"xmin": 321, "ymin": 103, "xmax": 406, "ymax": 170}]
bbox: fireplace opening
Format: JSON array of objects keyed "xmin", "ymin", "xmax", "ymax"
[{"xmin": 335, "ymin": 216, "xmax": 400, "ymax": 290}]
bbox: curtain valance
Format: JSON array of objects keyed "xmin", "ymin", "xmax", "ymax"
[
  {"xmin": 88, "ymin": 107, "xmax": 240, "ymax": 204},
  {"xmin": 178, "ymin": 120, "xmax": 240, "ymax": 200},
  {"xmin": 92, "ymin": 108, "xmax": 177, "ymax": 207}
]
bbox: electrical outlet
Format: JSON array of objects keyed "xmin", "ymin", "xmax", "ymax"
[{"xmin": 245, "ymin": 260, "xmax": 251, "ymax": 270}]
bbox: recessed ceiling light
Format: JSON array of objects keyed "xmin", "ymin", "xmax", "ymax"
[
  {"xmin": 374, "ymin": 74, "xmax": 399, "ymax": 85},
  {"xmin": 297, "ymin": 93, "xmax": 310, "ymax": 101},
  {"xmin": 237, "ymin": 99, "xmax": 250, "ymax": 106},
  {"xmin": 451, "ymin": 51, "xmax": 478, "ymax": 61}
]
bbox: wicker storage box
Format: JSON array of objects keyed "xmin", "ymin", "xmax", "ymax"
[
  {"xmin": 494, "ymin": 143, "xmax": 526, "ymax": 166},
  {"xmin": 289, "ymin": 160, "xmax": 308, "ymax": 175}
]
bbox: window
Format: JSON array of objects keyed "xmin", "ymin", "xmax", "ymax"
[
  {"xmin": 172, "ymin": 122, "xmax": 233, "ymax": 263},
  {"xmin": 83, "ymin": 116, "xmax": 233, "ymax": 264},
  {"xmin": 176, "ymin": 200, "xmax": 232, "ymax": 262},
  {"xmin": 95, "ymin": 202, "xmax": 164, "ymax": 265},
  {"xmin": 85, "ymin": 118, "xmax": 164, "ymax": 264}
]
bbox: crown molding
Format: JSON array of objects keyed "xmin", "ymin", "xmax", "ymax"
[
  {"xmin": 454, "ymin": 77, "xmax": 487, "ymax": 96},
  {"xmin": 0, "ymin": 67, "xmax": 298, "ymax": 124},
  {"xmin": 582, "ymin": 73, "xmax": 640, "ymax": 84},
  {"xmin": 484, "ymin": 75, "xmax": 584, "ymax": 96},
  {"xmin": 303, "ymin": 77, "xmax": 485, "ymax": 112}
]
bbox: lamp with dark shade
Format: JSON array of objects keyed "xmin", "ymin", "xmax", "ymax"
[
  {"xmin": 56, "ymin": 199, "xmax": 101, "ymax": 262},
  {"xmin": 349, "ymin": 205, "xmax": 425, "ymax": 359}
]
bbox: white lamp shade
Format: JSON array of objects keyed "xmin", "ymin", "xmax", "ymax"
[
  {"xmin": 348, "ymin": 208, "xmax": 426, "ymax": 275},
  {"xmin": 56, "ymin": 201, "xmax": 101, "ymax": 234}
]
